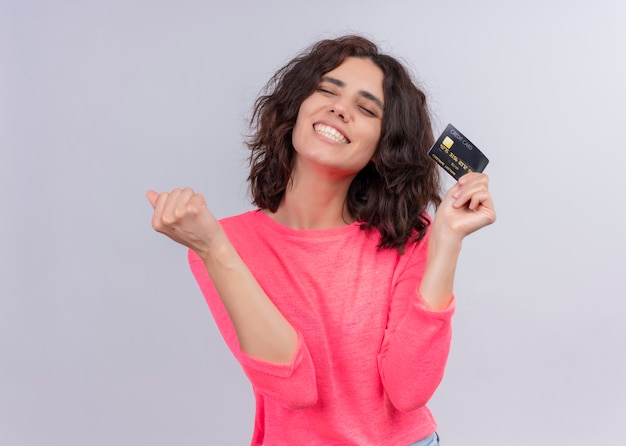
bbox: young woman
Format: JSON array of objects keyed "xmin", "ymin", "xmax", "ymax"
[{"xmin": 147, "ymin": 35, "xmax": 495, "ymax": 446}]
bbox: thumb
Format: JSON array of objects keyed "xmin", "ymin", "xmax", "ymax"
[{"xmin": 146, "ymin": 190, "xmax": 159, "ymax": 208}]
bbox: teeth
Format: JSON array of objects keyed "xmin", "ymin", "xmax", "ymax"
[{"xmin": 314, "ymin": 124, "xmax": 348, "ymax": 144}]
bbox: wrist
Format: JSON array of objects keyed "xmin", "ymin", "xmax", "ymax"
[
  {"xmin": 197, "ymin": 231, "xmax": 234, "ymax": 267},
  {"xmin": 428, "ymin": 224, "xmax": 463, "ymax": 256}
]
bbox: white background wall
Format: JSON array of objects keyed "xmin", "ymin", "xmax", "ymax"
[{"xmin": 2, "ymin": 1, "xmax": 625, "ymax": 444}]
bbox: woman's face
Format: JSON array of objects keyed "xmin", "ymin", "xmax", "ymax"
[{"xmin": 291, "ymin": 57, "xmax": 384, "ymax": 179}]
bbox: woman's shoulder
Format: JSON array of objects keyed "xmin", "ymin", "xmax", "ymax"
[{"xmin": 219, "ymin": 209, "xmax": 259, "ymax": 226}]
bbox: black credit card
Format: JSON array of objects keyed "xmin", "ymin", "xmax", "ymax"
[{"xmin": 428, "ymin": 123, "xmax": 489, "ymax": 179}]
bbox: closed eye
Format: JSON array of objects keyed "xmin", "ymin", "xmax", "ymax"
[
  {"xmin": 317, "ymin": 87, "xmax": 336, "ymax": 95},
  {"xmin": 359, "ymin": 105, "xmax": 377, "ymax": 117}
]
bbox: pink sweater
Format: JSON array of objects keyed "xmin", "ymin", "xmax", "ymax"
[{"xmin": 188, "ymin": 210, "xmax": 455, "ymax": 446}]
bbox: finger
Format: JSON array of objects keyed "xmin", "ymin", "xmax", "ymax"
[
  {"xmin": 453, "ymin": 183, "xmax": 488, "ymax": 208},
  {"xmin": 468, "ymin": 190, "xmax": 492, "ymax": 211},
  {"xmin": 161, "ymin": 188, "xmax": 183, "ymax": 227},
  {"xmin": 452, "ymin": 174, "xmax": 490, "ymax": 207},
  {"xmin": 146, "ymin": 190, "xmax": 159, "ymax": 208},
  {"xmin": 174, "ymin": 187, "xmax": 196, "ymax": 219},
  {"xmin": 444, "ymin": 182, "xmax": 461, "ymax": 204},
  {"xmin": 151, "ymin": 191, "xmax": 170, "ymax": 231},
  {"xmin": 457, "ymin": 172, "xmax": 488, "ymax": 187},
  {"xmin": 188, "ymin": 192, "xmax": 207, "ymax": 208},
  {"xmin": 451, "ymin": 173, "xmax": 483, "ymax": 199}
]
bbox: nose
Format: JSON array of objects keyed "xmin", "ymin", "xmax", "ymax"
[
  {"xmin": 330, "ymin": 109, "xmax": 346, "ymax": 121},
  {"xmin": 330, "ymin": 100, "xmax": 349, "ymax": 122}
]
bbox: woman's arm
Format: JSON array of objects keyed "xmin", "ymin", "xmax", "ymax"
[
  {"xmin": 419, "ymin": 172, "xmax": 496, "ymax": 310},
  {"xmin": 148, "ymin": 188, "xmax": 318, "ymax": 408},
  {"xmin": 379, "ymin": 173, "xmax": 495, "ymax": 411},
  {"xmin": 147, "ymin": 187, "xmax": 298, "ymax": 364}
]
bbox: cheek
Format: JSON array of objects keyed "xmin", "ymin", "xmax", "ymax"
[
  {"xmin": 291, "ymin": 107, "xmax": 307, "ymax": 148},
  {"xmin": 364, "ymin": 127, "xmax": 382, "ymax": 160},
  {"xmin": 365, "ymin": 124, "xmax": 382, "ymax": 150}
]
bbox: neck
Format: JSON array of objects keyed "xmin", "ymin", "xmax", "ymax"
[{"xmin": 267, "ymin": 165, "xmax": 356, "ymax": 230}]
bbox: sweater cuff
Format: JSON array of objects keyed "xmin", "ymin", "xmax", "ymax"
[
  {"xmin": 414, "ymin": 293, "xmax": 456, "ymax": 319},
  {"xmin": 238, "ymin": 331, "xmax": 308, "ymax": 378}
]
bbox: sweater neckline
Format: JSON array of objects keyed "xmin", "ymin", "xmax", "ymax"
[{"xmin": 249, "ymin": 209, "xmax": 362, "ymax": 239}]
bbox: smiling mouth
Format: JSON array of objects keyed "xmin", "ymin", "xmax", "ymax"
[{"xmin": 313, "ymin": 124, "xmax": 350, "ymax": 144}]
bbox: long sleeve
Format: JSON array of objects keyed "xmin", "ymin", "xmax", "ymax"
[
  {"xmin": 189, "ymin": 250, "xmax": 318, "ymax": 409},
  {"xmin": 377, "ymin": 232, "xmax": 455, "ymax": 412}
]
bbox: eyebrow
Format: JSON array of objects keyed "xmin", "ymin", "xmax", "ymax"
[{"xmin": 320, "ymin": 76, "xmax": 385, "ymax": 111}]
